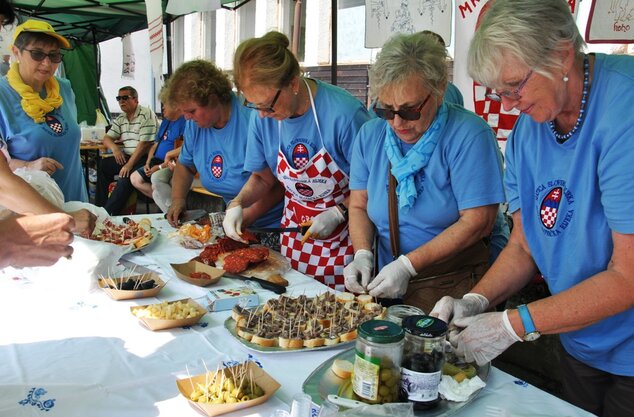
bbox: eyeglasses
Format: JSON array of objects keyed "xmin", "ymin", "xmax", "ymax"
[
  {"xmin": 243, "ymin": 89, "xmax": 281, "ymax": 113},
  {"xmin": 22, "ymin": 48, "xmax": 63, "ymax": 64},
  {"xmin": 486, "ymin": 70, "xmax": 533, "ymax": 102},
  {"xmin": 373, "ymin": 94, "xmax": 432, "ymax": 121},
  {"xmin": 116, "ymin": 95, "xmax": 133, "ymax": 102}
]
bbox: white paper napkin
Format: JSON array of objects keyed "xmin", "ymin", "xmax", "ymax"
[{"xmin": 438, "ymin": 375, "xmax": 486, "ymax": 402}]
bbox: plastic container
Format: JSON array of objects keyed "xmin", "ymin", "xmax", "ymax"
[
  {"xmin": 399, "ymin": 315, "xmax": 448, "ymax": 410},
  {"xmin": 352, "ymin": 320, "xmax": 404, "ymax": 403},
  {"xmin": 385, "ymin": 304, "xmax": 425, "ymax": 326}
]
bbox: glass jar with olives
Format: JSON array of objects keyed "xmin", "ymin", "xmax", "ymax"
[
  {"xmin": 400, "ymin": 315, "xmax": 448, "ymax": 409},
  {"xmin": 352, "ymin": 320, "xmax": 404, "ymax": 404}
]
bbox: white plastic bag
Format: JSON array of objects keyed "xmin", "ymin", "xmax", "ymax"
[{"xmin": 0, "ymin": 168, "xmax": 64, "ymax": 220}]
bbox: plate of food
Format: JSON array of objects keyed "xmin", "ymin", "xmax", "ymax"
[
  {"xmin": 176, "ymin": 360, "xmax": 280, "ymax": 417},
  {"xmin": 90, "ymin": 217, "xmax": 157, "ymax": 252},
  {"xmin": 224, "ymin": 291, "xmax": 385, "ymax": 353},
  {"xmin": 131, "ymin": 298, "xmax": 207, "ymax": 331},
  {"xmin": 302, "ymin": 348, "xmax": 490, "ymax": 416}
]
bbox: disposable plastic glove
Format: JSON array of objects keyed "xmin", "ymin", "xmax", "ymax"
[
  {"xmin": 429, "ymin": 293, "xmax": 489, "ymax": 324},
  {"xmin": 301, "ymin": 206, "xmax": 345, "ymax": 243},
  {"xmin": 367, "ymin": 255, "xmax": 417, "ymax": 298},
  {"xmin": 222, "ymin": 204, "xmax": 245, "ymax": 243},
  {"xmin": 451, "ymin": 310, "xmax": 522, "ymax": 366},
  {"xmin": 343, "ymin": 249, "xmax": 374, "ymax": 293}
]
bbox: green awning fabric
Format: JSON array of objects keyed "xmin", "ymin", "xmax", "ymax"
[{"xmin": 62, "ymin": 44, "xmax": 99, "ymax": 125}]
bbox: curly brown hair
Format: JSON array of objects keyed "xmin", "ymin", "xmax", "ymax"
[{"xmin": 165, "ymin": 59, "xmax": 232, "ymax": 107}]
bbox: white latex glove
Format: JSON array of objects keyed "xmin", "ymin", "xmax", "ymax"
[
  {"xmin": 451, "ymin": 310, "xmax": 523, "ymax": 366},
  {"xmin": 303, "ymin": 206, "xmax": 345, "ymax": 242},
  {"xmin": 343, "ymin": 249, "xmax": 374, "ymax": 293},
  {"xmin": 222, "ymin": 205, "xmax": 245, "ymax": 243},
  {"xmin": 367, "ymin": 255, "xmax": 416, "ymax": 298},
  {"xmin": 429, "ymin": 293, "xmax": 489, "ymax": 324}
]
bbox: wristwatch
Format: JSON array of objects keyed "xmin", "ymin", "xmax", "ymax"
[
  {"xmin": 517, "ymin": 304, "xmax": 541, "ymax": 341},
  {"xmin": 337, "ymin": 203, "xmax": 349, "ymax": 219}
]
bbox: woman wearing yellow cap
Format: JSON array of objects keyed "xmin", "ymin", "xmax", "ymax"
[{"xmin": 0, "ymin": 19, "xmax": 87, "ymax": 202}]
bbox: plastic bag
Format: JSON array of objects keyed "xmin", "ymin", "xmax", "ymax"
[
  {"xmin": 337, "ymin": 403, "xmax": 414, "ymax": 417},
  {"xmin": 95, "ymin": 109, "xmax": 107, "ymax": 127},
  {"xmin": 0, "ymin": 168, "xmax": 65, "ymax": 220}
]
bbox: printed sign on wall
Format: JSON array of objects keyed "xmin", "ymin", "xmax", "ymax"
[{"xmin": 586, "ymin": 0, "xmax": 634, "ymax": 43}]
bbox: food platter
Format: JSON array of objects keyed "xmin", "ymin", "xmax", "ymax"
[
  {"xmin": 127, "ymin": 227, "xmax": 158, "ymax": 252},
  {"xmin": 90, "ymin": 217, "xmax": 158, "ymax": 253},
  {"xmin": 224, "ymin": 317, "xmax": 355, "ymax": 353},
  {"xmin": 302, "ymin": 348, "xmax": 490, "ymax": 417}
]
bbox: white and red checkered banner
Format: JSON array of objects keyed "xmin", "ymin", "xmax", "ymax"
[{"xmin": 453, "ymin": 0, "xmax": 579, "ymax": 153}]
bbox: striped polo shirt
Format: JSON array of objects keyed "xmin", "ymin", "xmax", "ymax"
[{"xmin": 107, "ymin": 105, "xmax": 158, "ymax": 155}]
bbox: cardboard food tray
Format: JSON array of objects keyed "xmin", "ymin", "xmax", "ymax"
[
  {"xmin": 130, "ymin": 298, "xmax": 206, "ymax": 331},
  {"xmin": 301, "ymin": 348, "xmax": 490, "ymax": 416},
  {"xmin": 176, "ymin": 361, "xmax": 280, "ymax": 417},
  {"xmin": 171, "ymin": 261, "xmax": 225, "ymax": 287},
  {"xmin": 214, "ymin": 246, "xmax": 290, "ymax": 281},
  {"xmin": 224, "ymin": 317, "xmax": 354, "ymax": 354},
  {"xmin": 98, "ymin": 273, "xmax": 165, "ymax": 300}
]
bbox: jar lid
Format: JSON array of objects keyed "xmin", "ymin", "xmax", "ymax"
[
  {"xmin": 402, "ymin": 315, "xmax": 448, "ymax": 338},
  {"xmin": 358, "ymin": 320, "xmax": 404, "ymax": 343}
]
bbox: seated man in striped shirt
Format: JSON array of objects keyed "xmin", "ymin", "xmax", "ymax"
[{"xmin": 96, "ymin": 86, "xmax": 159, "ymax": 215}]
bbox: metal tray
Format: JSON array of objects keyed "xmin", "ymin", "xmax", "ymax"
[
  {"xmin": 302, "ymin": 348, "xmax": 490, "ymax": 416},
  {"xmin": 224, "ymin": 317, "xmax": 355, "ymax": 354}
]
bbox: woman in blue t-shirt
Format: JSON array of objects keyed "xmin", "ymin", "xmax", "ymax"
[
  {"xmin": 164, "ymin": 60, "xmax": 283, "ymax": 233},
  {"xmin": 344, "ymin": 32, "xmax": 506, "ymax": 306}
]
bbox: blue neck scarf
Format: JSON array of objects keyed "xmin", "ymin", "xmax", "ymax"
[{"xmin": 384, "ymin": 101, "xmax": 449, "ymax": 212}]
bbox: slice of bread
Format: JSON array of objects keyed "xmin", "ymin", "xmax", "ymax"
[
  {"xmin": 304, "ymin": 337, "xmax": 325, "ymax": 348},
  {"xmin": 356, "ymin": 294, "xmax": 373, "ymax": 307},
  {"xmin": 339, "ymin": 328, "xmax": 358, "ymax": 342},
  {"xmin": 331, "ymin": 359, "xmax": 353, "ymax": 379},
  {"xmin": 251, "ymin": 335, "xmax": 277, "ymax": 347},
  {"xmin": 336, "ymin": 292, "xmax": 356, "ymax": 303}
]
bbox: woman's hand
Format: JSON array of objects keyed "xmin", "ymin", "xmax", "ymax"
[
  {"xmin": 166, "ymin": 198, "xmax": 186, "ymax": 227},
  {"xmin": 344, "ymin": 249, "xmax": 374, "ymax": 293},
  {"xmin": 68, "ymin": 209, "xmax": 97, "ymax": 237},
  {"xmin": 27, "ymin": 157, "xmax": 63, "ymax": 176},
  {"xmin": 367, "ymin": 255, "xmax": 417, "ymax": 298},
  {"xmin": 429, "ymin": 293, "xmax": 490, "ymax": 323},
  {"xmin": 223, "ymin": 204, "xmax": 245, "ymax": 242},
  {"xmin": 302, "ymin": 206, "xmax": 345, "ymax": 242}
]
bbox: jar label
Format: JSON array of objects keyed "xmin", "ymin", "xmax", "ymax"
[
  {"xmin": 400, "ymin": 368, "xmax": 441, "ymax": 402},
  {"xmin": 352, "ymin": 353, "xmax": 380, "ymax": 401}
]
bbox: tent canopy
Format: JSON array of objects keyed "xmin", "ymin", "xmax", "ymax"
[{"xmin": 10, "ymin": 0, "xmax": 170, "ymax": 45}]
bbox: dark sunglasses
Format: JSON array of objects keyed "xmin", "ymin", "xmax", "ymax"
[
  {"xmin": 373, "ymin": 94, "xmax": 432, "ymax": 121},
  {"xmin": 244, "ymin": 89, "xmax": 281, "ymax": 113},
  {"xmin": 22, "ymin": 48, "xmax": 63, "ymax": 64},
  {"xmin": 116, "ymin": 95, "xmax": 133, "ymax": 102}
]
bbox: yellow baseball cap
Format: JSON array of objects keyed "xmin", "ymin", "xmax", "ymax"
[{"xmin": 12, "ymin": 19, "xmax": 71, "ymax": 49}]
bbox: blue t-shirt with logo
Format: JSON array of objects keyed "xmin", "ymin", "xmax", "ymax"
[
  {"xmin": 155, "ymin": 116, "xmax": 185, "ymax": 161},
  {"xmin": 350, "ymin": 104, "xmax": 505, "ymax": 269},
  {"xmin": 179, "ymin": 94, "xmax": 282, "ymax": 228},
  {"xmin": 505, "ymin": 53, "xmax": 634, "ymax": 375},
  {"xmin": 243, "ymin": 79, "xmax": 371, "ymax": 177},
  {"xmin": 0, "ymin": 76, "xmax": 87, "ymax": 202}
]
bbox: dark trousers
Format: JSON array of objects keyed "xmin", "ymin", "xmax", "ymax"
[
  {"xmin": 96, "ymin": 156, "xmax": 145, "ymax": 215},
  {"xmin": 561, "ymin": 350, "xmax": 634, "ymax": 417}
]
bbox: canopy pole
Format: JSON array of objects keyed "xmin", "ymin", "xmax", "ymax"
[
  {"xmin": 291, "ymin": 0, "xmax": 302, "ymax": 57},
  {"xmin": 166, "ymin": 16, "xmax": 173, "ymax": 76},
  {"xmin": 331, "ymin": 0, "xmax": 337, "ymax": 85}
]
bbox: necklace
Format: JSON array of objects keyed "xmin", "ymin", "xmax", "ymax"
[{"xmin": 549, "ymin": 55, "xmax": 590, "ymax": 144}]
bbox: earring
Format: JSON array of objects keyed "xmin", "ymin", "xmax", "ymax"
[
  {"xmin": 294, "ymin": 90, "xmax": 298, "ymax": 96},
  {"xmin": 563, "ymin": 74, "xmax": 569, "ymax": 82}
]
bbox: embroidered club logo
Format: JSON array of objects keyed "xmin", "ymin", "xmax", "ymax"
[
  {"xmin": 295, "ymin": 182, "xmax": 314, "ymax": 197},
  {"xmin": 292, "ymin": 143, "xmax": 310, "ymax": 169},
  {"xmin": 45, "ymin": 115, "xmax": 64, "ymax": 136},
  {"xmin": 540, "ymin": 187, "xmax": 563, "ymax": 229},
  {"xmin": 211, "ymin": 155, "xmax": 223, "ymax": 178}
]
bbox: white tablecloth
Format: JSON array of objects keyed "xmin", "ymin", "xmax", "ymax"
[{"xmin": 0, "ymin": 214, "xmax": 595, "ymax": 417}]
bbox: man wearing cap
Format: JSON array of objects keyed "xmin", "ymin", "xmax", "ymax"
[
  {"xmin": 0, "ymin": 19, "xmax": 88, "ymax": 203},
  {"xmin": 96, "ymin": 86, "xmax": 158, "ymax": 215}
]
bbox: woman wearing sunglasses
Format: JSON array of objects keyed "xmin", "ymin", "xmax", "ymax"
[
  {"xmin": 0, "ymin": 19, "xmax": 87, "ymax": 202},
  {"xmin": 431, "ymin": 1, "xmax": 634, "ymax": 414},
  {"xmin": 224, "ymin": 31, "xmax": 371, "ymax": 291},
  {"xmin": 344, "ymin": 32, "xmax": 505, "ymax": 309}
]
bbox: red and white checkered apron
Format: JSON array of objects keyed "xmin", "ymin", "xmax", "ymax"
[{"xmin": 275, "ymin": 80, "xmax": 353, "ymax": 291}]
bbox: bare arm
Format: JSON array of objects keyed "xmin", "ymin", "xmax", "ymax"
[
  {"xmin": 407, "ymin": 204, "xmax": 499, "ymax": 271},
  {"xmin": 506, "ymin": 228, "xmax": 634, "ymax": 336},
  {"xmin": 122, "ymin": 141, "xmax": 153, "ymax": 173},
  {"xmin": 102, "ymin": 134, "xmax": 126, "ymax": 165},
  {"xmin": 229, "ymin": 168, "xmax": 279, "ymax": 210},
  {"xmin": 348, "ymin": 189, "xmax": 376, "ymax": 252}
]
